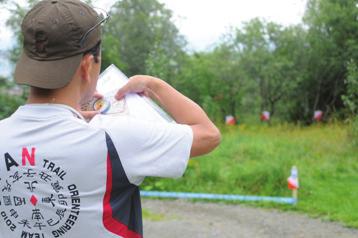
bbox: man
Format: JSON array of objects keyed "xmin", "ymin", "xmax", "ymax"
[{"xmin": 0, "ymin": 0, "xmax": 220, "ymax": 237}]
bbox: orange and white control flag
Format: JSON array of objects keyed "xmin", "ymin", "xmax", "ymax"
[{"xmin": 288, "ymin": 166, "xmax": 299, "ymax": 190}]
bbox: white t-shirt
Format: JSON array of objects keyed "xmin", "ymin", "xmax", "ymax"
[{"xmin": 0, "ymin": 104, "xmax": 192, "ymax": 238}]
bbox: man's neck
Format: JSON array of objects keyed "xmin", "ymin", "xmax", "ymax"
[{"xmin": 27, "ymin": 87, "xmax": 81, "ymax": 111}]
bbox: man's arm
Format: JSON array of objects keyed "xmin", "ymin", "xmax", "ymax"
[{"xmin": 115, "ymin": 75, "xmax": 221, "ymax": 157}]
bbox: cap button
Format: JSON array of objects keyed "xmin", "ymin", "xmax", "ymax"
[{"xmin": 51, "ymin": 0, "xmax": 58, "ymax": 3}]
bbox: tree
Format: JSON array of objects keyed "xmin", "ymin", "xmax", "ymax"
[
  {"xmin": 300, "ymin": 0, "xmax": 358, "ymax": 121},
  {"xmin": 341, "ymin": 60, "xmax": 358, "ymax": 145},
  {"xmin": 271, "ymin": 25, "xmax": 309, "ymax": 121},
  {"xmin": 209, "ymin": 44, "xmax": 245, "ymax": 119},
  {"xmin": 102, "ymin": 0, "xmax": 186, "ymax": 77},
  {"xmin": 232, "ymin": 19, "xmax": 304, "ymax": 119},
  {"xmin": 342, "ymin": 60, "xmax": 358, "ymax": 115}
]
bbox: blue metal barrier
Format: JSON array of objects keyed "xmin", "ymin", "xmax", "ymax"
[{"xmin": 140, "ymin": 191, "xmax": 297, "ymax": 205}]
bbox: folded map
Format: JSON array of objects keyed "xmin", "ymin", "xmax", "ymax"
[{"xmin": 84, "ymin": 64, "xmax": 174, "ymax": 123}]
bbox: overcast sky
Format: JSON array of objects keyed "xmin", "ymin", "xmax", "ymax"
[
  {"xmin": 97, "ymin": 0, "xmax": 308, "ymax": 51},
  {"xmin": 0, "ymin": 0, "xmax": 308, "ymax": 76}
]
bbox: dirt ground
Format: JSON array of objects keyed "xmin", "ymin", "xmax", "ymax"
[{"xmin": 142, "ymin": 199, "xmax": 358, "ymax": 238}]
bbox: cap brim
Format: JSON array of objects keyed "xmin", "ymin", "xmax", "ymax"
[{"xmin": 15, "ymin": 51, "xmax": 83, "ymax": 89}]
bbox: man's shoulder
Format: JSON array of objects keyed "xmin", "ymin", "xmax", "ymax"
[
  {"xmin": 0, "ymin": 115, "xmax": 13, "ymax": 126},
  {"xmin": 60, "ymin": 116, "xmax": 107, "ymax": 138},
  {"xmin": 0, "ymin": 117, "xmax": 9, "ymax": 126},
  {"xmin": 0, "ymin": 109, "xmax": 105, "ymax": 138}
]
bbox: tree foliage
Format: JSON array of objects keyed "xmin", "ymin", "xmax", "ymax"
[
  {"xmin": 296, "ymin": 0, "xmax": 358, "ymax": 121},
  {"xmin": 102, "ymin": 0, "xmax": 186, "ymax": 77},
  {"xmin": 231, "ymin": 20, "xmax": 306, "ymax": 118},
  {"xmin": 0, "ymin": 76, "xmax": 25, "ymax": 119},
  {"xmin": 342, "ymin": 60, "xmax": 358, "ymax": 115}
]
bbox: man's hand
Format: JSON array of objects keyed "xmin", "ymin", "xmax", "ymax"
[
  {"xmin": 80, "ymin": 91, "xmax": 103, "ymax": 121},
  {"xmin": 115, "ymin": 75, "xmax": 157, "ymax": 100}
]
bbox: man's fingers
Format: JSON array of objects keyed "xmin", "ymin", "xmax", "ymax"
[
  {"xmin": 94, "ymin": 91, "xmax": 103, "ymax": 99},
  {"xmin": 138, "ymin": 91, "xmax": 150, "ymax": 98},
  {"xmin": 115, "ymin": 85, "xmax": 129, "ymax": 100},
  {"xmin": 115, "ymin": 76, "xmax": 149, "ymax": 100},
  {"xmin": 115, "ymin": 89, "xmax": 124, "ymax": 100}
]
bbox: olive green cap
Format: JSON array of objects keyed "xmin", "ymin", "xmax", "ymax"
[{"xmin": 15, "ymin": 0, "xmax": 101, "ymax": 89}]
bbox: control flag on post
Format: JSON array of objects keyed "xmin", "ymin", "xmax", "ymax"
[
  {"xmin": 225, "ymin": 115, "xmax": 236, "ymax": 125},
  {"xmin": 260, "ymin": 111, "xmax": 270, "ymax": 122},
  {"xmin": 313, "ymin": 110, "xmax": 323, "ymax": 122},
  {"xmin": 287, "ymin": 166, "xmax": 299, "ymax": 190}
]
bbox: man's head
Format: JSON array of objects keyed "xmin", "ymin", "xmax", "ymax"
[{"xmin": 14, "ymin": 0, "xmax": 106, "ymax": 101}]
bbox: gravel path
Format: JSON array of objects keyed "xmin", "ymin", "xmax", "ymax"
[{"xmin": 142, "ymin": 199, "xmax": 358, "ymax": 238}]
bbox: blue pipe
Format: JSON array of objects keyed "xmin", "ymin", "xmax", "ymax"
[{"xmin": 140, "ymin": 191, "xmax": 297, "ymax": 205}]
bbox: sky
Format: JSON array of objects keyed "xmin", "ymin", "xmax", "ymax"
[
  {"xmin": 97, "ymin": 0, "xmax": 308, "ymax": 51},
  {"xmin": 0, "ymin": 0, "xmax": 308, "ymax": 76}
]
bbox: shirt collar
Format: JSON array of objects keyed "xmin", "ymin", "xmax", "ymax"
[{"xmin": 15, "ymin": 104, "xmax": 85, "ymax": 121}]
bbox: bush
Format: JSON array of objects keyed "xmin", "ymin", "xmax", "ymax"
[
  {"xmin": 342, "ymin": 60, "xmax": 358, "ymax": 115},
  {"xmin": 350, "ymin": 116, "xmax": 358, "ymax": 147}
]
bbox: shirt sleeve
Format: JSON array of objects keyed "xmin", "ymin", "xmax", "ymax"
[{"xmin": 90, "ymin": 115, "xmax": 193, "ymax": 185}]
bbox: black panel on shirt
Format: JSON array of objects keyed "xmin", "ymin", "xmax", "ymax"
[{"xmin": 105, "ymin": 133, "xmax": 143, "ymax": 235}]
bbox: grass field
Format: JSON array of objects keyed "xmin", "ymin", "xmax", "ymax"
[{"xmin": 141, "ymin": 123, "xmax": 358, "ymax": 228}]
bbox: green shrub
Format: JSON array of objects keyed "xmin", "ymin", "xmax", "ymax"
[
  {"xmin": 350, "ymin": 116, "xmax": 358, "ymax": 147},
  {"xmin": 0, "ymin": 93, "xmax": 24, "ymax": 119}
]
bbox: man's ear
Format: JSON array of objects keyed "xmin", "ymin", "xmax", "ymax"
[{"xmin": 80, "ymin": 54, "xmax": 94, "ymax": 82}]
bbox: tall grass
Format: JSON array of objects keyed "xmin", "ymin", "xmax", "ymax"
[{"xmin": 141, "ymin": 123, "xmax": 358, "ymax": 228}]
